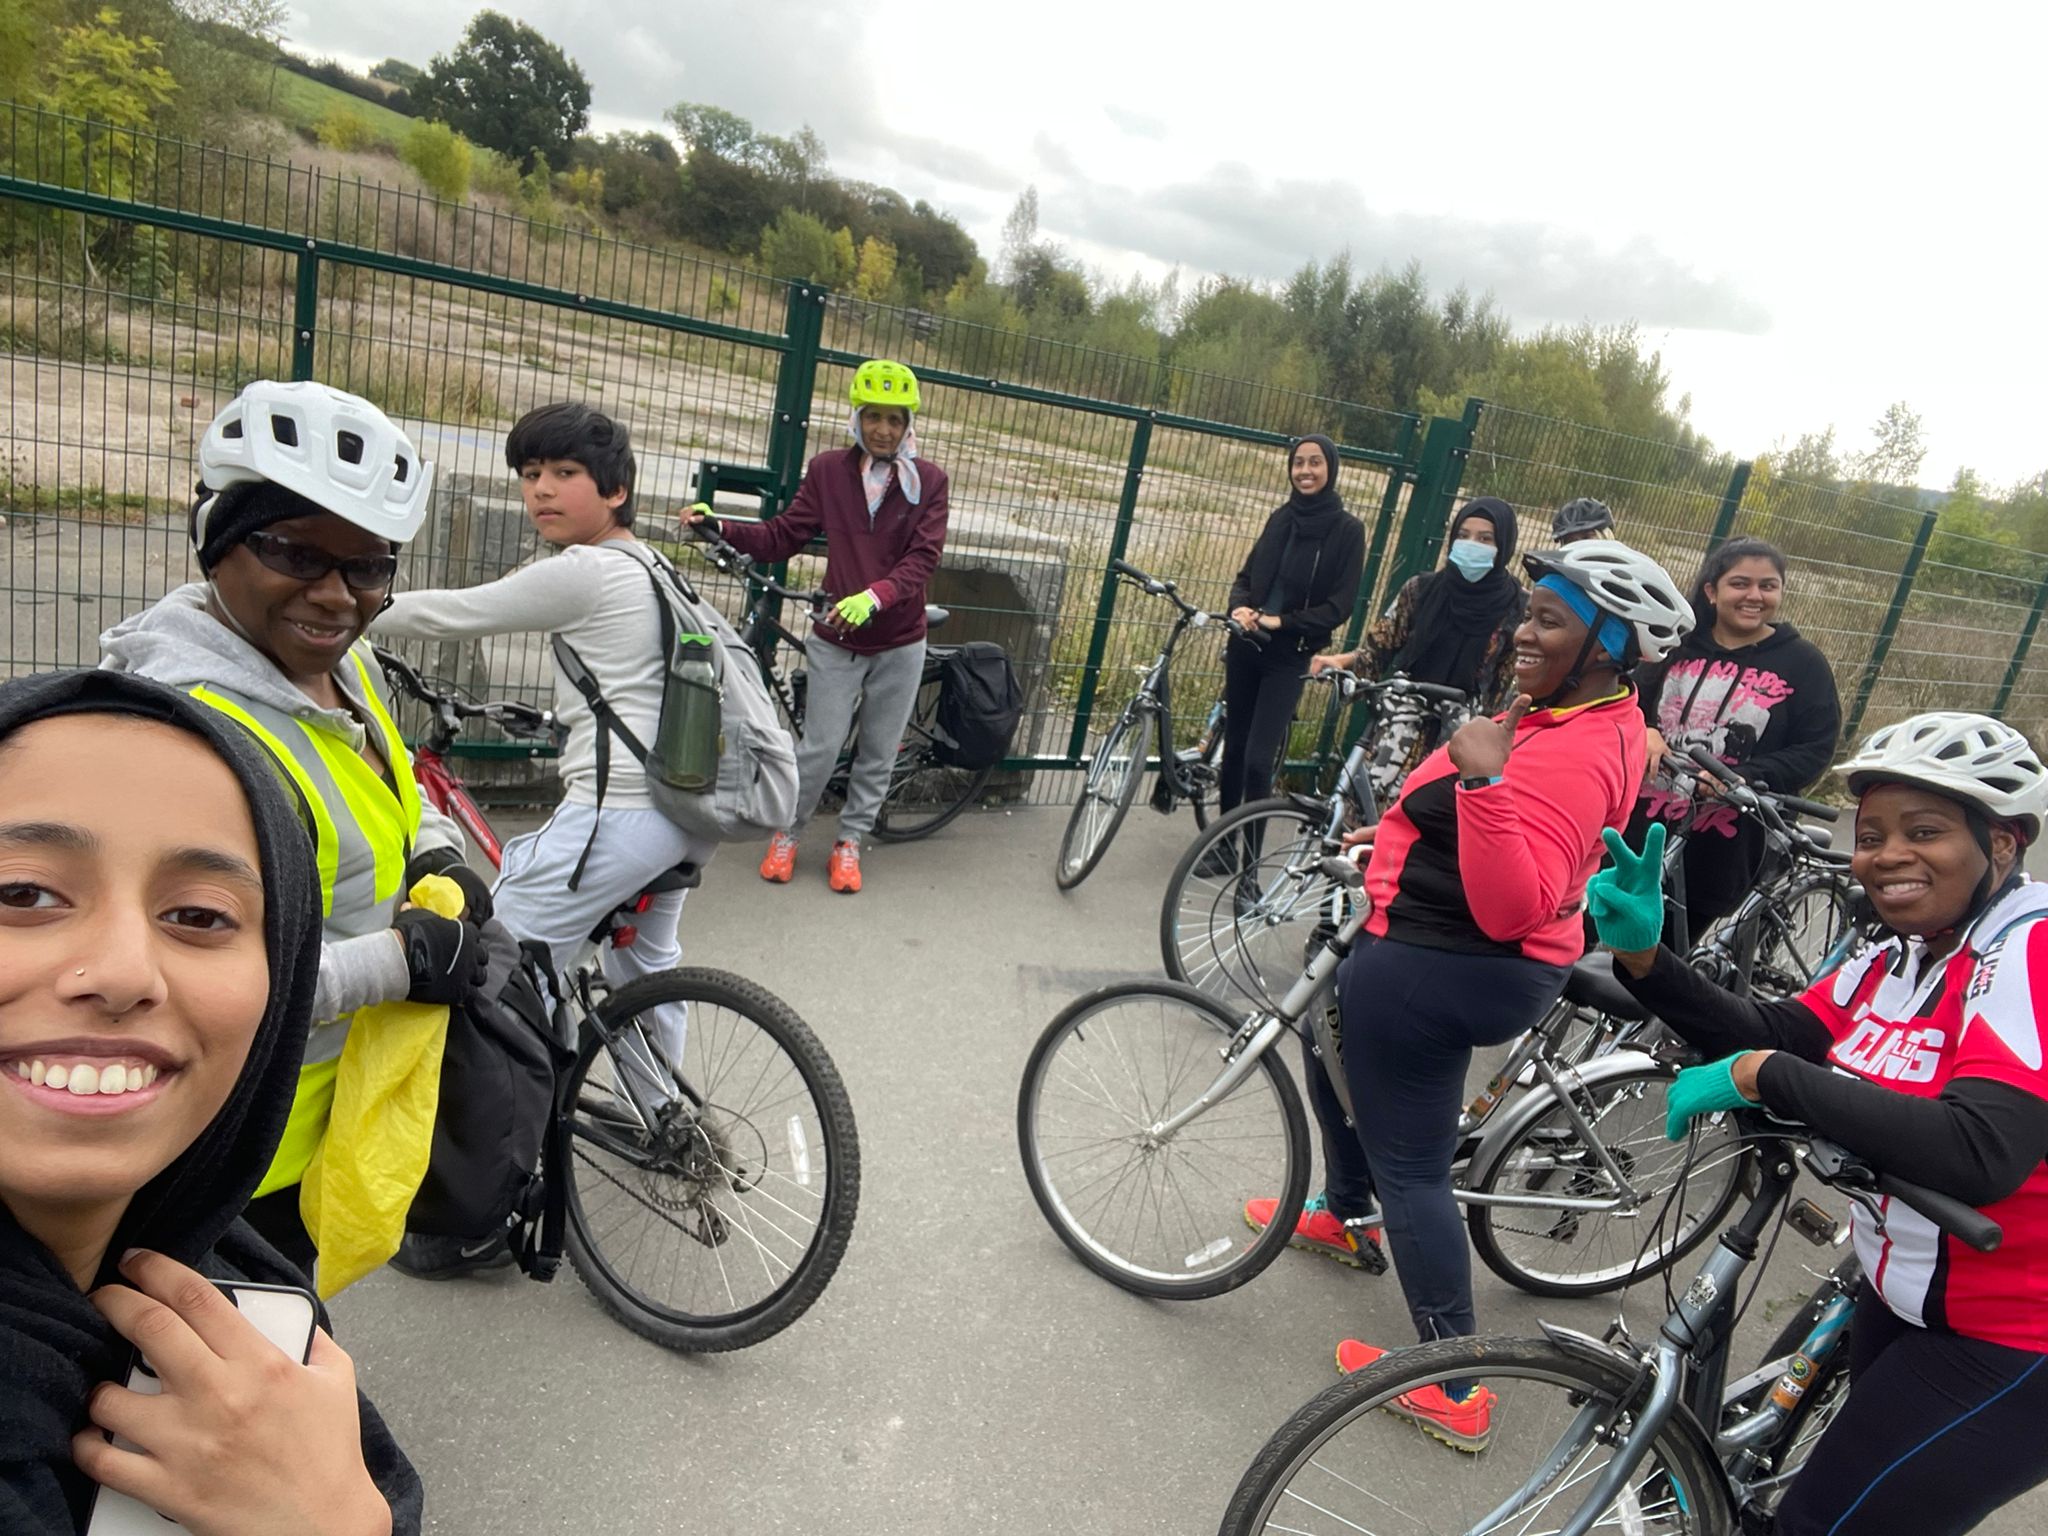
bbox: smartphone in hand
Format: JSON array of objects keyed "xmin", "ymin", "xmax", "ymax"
[{"xmin": 83, "ymin": 1282, "xmax": 320, "ymax": 1535}]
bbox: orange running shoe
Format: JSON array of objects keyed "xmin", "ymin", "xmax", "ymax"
[
  {"xmin": 828, "ymin": 839, "xmax": 863, "ymax": 894},
  {"xmin": 759, "ymin": 831, "xmax": 797, "ymax": 883},
  {"xmin": 1244, "ymin": 1191, "xmax": 1386, "ymax": 1272},
  {"xmin": 1335, "ymin": 1339, "xmax": 1496, "ymax": 1453}
]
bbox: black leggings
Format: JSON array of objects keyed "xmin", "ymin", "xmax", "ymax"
[
  {"xmin": 1314, "ymin": 935, "xmax": 1567, "ymax": 1344},
  {"xmin": 1219, "ymin": 633, "xmax": 1310, "ymax": 813},
  {"xmin": 1774, "ymin": 1285, "xmax": 2048, "ymax": 1535}
]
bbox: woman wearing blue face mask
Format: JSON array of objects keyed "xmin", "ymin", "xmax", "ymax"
[{"xmin": 1312, "ymin": 496, "xmax": 1527, "ymax": 713}]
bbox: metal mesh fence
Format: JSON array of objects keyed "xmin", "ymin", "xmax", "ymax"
[{"xmin": 7, "ymin": 102, "xmax": 2047, "ymax": 818}]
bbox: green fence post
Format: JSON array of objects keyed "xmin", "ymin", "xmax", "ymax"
[
  {"xmin": 1845, "ymin": 507, "xmax": 1938, "ymax": 740},
  {"xmin": 766, "ymin": 281, "xmax": 827, "ymax": 508},
  {"xmin": 1705, "ymin": 459, "xmax": 1752, "ymax": 547},
  {"xmin": 1066, "ymin": 416, "xmax": 1152, "ymax": 760},
  {"xmin": 1316, "ymin": 420, "xmax": 1422, "ymax": 768},
  {"xmin": 1992, "ymin": 568, "xmax": 2048, "ymax": 718},
  {"xmin": 1386, "ymin": 398, "xmax": 1484, "ymax": 591},
  {"xmin": 291, "ymin": 244, "xmax": 319, "ymax": 380}
]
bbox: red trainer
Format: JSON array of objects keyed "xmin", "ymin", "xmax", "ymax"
[
  {"xmin": 1244, "ymin": 1191, "xmax": 1384, "ymax": 1270},
  {"xmin": 828, "ymin": 840, "xmax": 863, "ymax": 894},
  {"xmin": 1336, "ymin": 1339, "xmax": 1496, "ymax": 1453},
  {"xmin": 759, "ymin": 831, "xmax": 798, "ymax": 883}
]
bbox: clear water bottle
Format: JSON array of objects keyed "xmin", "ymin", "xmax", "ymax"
[{"xmin": 653, "ymin": 634, "xmax": 722, "ymax": 791}]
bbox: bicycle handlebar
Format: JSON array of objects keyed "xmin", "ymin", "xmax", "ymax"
[
  {"xmin": 1681, "ymin": 744, "xmax": 1841, "ymax": 827},
  {"xmin": 1108, "ymin": 556, "xmax": 1264, "ymax": 643},
  {"xmin": 373, "ymin": 645, "xmax": 556, "ymax": 740},
  {"xmin": 1802, "ymin": 1132, "xmax": 2002, "ymax": 1253},
  {"xmin": 1307, "ymin": 670, "xmax": 1469, "ymax": 708},
  {"xmin": 683, "ymin": 519, "xmax": 830, "ymax": 607}
]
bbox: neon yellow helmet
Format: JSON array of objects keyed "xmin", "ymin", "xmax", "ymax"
[{"xmin": 849, "ymin": 359, "xmax": 920, "ymax": 414}]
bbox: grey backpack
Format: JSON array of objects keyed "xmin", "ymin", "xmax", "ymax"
[{"xmin": 551, "ymin": 546, "xmax": 798, "ymax": 886}]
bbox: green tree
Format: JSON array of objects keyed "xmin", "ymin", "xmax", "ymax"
[
  {"xmin": 372, "ymin": 57, "xmax": 424, "ymax": 90},
  {"xmin": 414, "ymin": 11, "xmax": 590, "ymax": 171},
  {"xmin": 852, "ymin": 234, "xmax": 897, "ymax": 301},
  {"xmin": 401, "ymin": 119, "xmax": 473, "ymax": 201},
  {"xmin": 665, "ymin": 101, "xmax": 757, "ymax": 162},
  {"xmin": 757, "ymin": 208, "xmax": 841, "ymax": 283},
  {"xmin": 173, "ymin": 0, "xmax": 287, "ymax": 39},
  {"xmin": 0, "ymin": 0, "xmax": 63, "ymax": 102},
  {"xmin": 315, "ymin": 104, "xmax": 373, "ymax": 152},
  {"xmin": 45, "ymin": 6, "xmax": 179, "ymax": 140},
  {"xmin": 1851, "ymin": 401, "xmax": 1927, "ymax": 493}
]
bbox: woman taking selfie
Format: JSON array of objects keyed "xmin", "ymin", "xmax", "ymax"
[{"xmin": 0, "ymin": 671, "xmax": 419, "ymax": 1534}]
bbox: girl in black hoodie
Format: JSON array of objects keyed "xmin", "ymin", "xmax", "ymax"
[
  {"xmin": 1219, "ymin": 435, "xmax": 1366, "ymax": 813},
  {"xmin": 0, "ymin": 671, "xmax": 419, "ymax": 1535},
  {"xmin": 1635, "ymin": 536, "xmax": 1842, "ymax": 937}
]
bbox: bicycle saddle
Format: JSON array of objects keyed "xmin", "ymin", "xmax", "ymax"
[
  {"xmin": 924, "ymin": 605, "xmax": 950, "ymax": 630},
  {"xmin": 1561, "ymin": 953, "xmax": 1649, "ymax": 1021},
  {"xmin": 642, "ymin": 861, "xmax": 702, "ymax": 895}
]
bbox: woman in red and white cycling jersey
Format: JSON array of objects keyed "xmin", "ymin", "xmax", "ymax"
[{"xmin": 1597, "ymin": 711, "xmax": 2048, "ymax": 1536}]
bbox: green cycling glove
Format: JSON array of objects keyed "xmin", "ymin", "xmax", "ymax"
[
  {"xmin": 1584, "ymin": 823, "xmax": 1667, "ymax": 953},
  {"xmin": 1665, "ymin": 1055, "xmax": 1754, "ymax": 1140},
  {"xmin": 834, "ymin": 589, "xmax": 880, "ymax": 628}
]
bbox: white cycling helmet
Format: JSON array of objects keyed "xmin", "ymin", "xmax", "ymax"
[
  {"xmin": 1837, "ymin": 712, "xmax": 2048, "ymax": 842},
  {"xmin": 194, "ymin": 380, "xmax": 433, "ymax": 547},
  {"xmin": 1521, "ymin": 539, "xmax": 1694, "ymax": 663}
]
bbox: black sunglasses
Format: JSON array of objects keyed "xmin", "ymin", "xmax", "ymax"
[{"xmin": 242, "ymin": 530, "xmax": 398, "ymax": 592}]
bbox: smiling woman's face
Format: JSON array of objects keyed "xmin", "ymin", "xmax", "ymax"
[
  {"xmin": 0, "ymin": 716, "xmax": 269, "ymax": 1222},
  {"xmin": 1852, "ymin": 782, "xmax": 2016, "ymax": 936}
]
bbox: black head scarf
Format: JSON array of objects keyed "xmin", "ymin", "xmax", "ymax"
[
  {"xmin": 1392, "ymin": 496, "xmax": 1527, "ymax": 691},
  {"xmin": 1259, "ymin": 434, "xmax": 1347, "ymax": 614},
  {"xmin": 0, "ymin": 670, "xmax": 328, "ymax": 1532}
]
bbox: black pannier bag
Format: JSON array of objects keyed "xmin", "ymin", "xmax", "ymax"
[
  {"xmin": 934, "ymin": 641, "xmax": 1022, "ymax": 770},
  {"xmin": 406, "ymin": 921, "xmax": 560, "ymax": 1241}
]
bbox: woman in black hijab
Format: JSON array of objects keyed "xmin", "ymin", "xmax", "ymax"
[
  {"xmin": 1313, "ymin": 496, "xmax": 1526, "ymax": 708},
  {"xmin": 1217, "ymin": 434, "xmax": 1367, "ymax": 814},
  {"xmin": 0, "ymin": 670, "xmax": 420, "ymax": 1535}
]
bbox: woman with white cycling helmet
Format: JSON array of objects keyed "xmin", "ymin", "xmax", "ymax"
[
  {"xmin": 1248, "ymin": 539, "xmax": 1693, "ymax": 1449},
  {"xmin": 101, "ymin": 380, "xmax": 486, "ymax": 1277},
  {"xmin": 1591, "ymin": 711, "xmax": 2048, "ymax": 1533}
]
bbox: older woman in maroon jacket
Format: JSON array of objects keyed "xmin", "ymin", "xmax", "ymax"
[{"xmin": 685, "ymin": 360, "xmax": 947, "ymax": 895}]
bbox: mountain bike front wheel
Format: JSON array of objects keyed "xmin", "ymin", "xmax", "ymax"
[
  {"xmin": 1161, "ymin": 797, "xmax": 1339, "ymax": 1011},
  {"xmin": 1220, "ymin": 1336, "xmax": 1732, "ymax": 1536},
  {"xmin": 563, "ymin": 968, "xmax": 860, "ymax": 1352},
  {"xmin": 1018, "ymin": 980, "xmax": 1309, "ymax": 1299},
  {"xmin": 1055, "ymin": 703, "xmax": 1153, "ymax": 890}
]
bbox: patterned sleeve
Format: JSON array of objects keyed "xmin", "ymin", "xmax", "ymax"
[
  {"xmin": 1357, "ymin": 576, "xmax": 1420, "ymax": 679},
  {"xmin": 1953, "ymin": 920, "xmax": 2048, "ymax": 1101}
]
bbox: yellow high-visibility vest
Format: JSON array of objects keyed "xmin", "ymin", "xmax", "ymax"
[{"xmin": 191, "ymin": 644, "xmax": 425, "ymax": 1195}]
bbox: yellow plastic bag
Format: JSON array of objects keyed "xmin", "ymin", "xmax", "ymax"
[{"xmin": 299, "ymin": 873, "xmax": 464, "ymax": 1298}]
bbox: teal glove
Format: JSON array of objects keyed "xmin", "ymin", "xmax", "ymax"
[
  {"xmin": 1665, "ymin": 1055, "xmax": 1754, "ymax": 1140},
  {"xmin": 834, "ymin": 589, "xmax": 880, "ymax": 628},
  {"xmin": 1585, "ymin": 823, "xmax": 1667, "ymax": 953}
]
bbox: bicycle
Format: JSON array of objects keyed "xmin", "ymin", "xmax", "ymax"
[
  {"xmin": 1217, "ymin": 1112, "xmax": 2000, "ymax": 1535},
  {"xmin": 1018, "ymin": 853, "xmax": 1749, "ymax": 1301},
  {"xmin": 682, "ymin": 520, "xmax": 994, "ymax": 842},
  {"xmin": 1054, "ymin": 557, "xmax": 1263, "ymax": 891},
  {"xmin": 1160, "ymin": 670, "xmax": 1470, "ymax": 1010},
  {"xmin": 375, "ymin": 645, "xmax": 861, "ymax": 1352}
]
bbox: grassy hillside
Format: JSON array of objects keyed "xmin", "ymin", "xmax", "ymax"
[{"xmin": 265, "ymin": 69, "xmax": 416, "ymax": 152}]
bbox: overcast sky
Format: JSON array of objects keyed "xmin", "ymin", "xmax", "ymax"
[{"xmin": 288, "ymin": 1, "xmax": 2046, "ymax": 488}]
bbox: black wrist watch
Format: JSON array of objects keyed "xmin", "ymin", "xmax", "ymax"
[{"xmin": 1458, "ymin": 773, "xmax": 1503, "ymax": 791}]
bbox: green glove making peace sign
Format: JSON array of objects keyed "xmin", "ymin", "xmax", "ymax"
[{"xmin": 1584, "ymin": 822, "xmax": 1667, "ymax": 954}]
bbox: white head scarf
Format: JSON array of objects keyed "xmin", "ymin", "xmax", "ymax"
[{"xmin": 850, "ymin": 407, "xmax": 922, "ymax": 513}]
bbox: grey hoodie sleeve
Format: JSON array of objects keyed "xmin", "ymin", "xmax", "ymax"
[{"xmin": 315, "ymin": 930, "xmax": 414, "ymax": 1023}]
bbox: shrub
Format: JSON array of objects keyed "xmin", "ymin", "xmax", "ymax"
[
  {"xmin": 314, "ymin": 106, "xmax": 374, "ymax": 153},
  {"xmin": 401, "ymin": 120, "xmax": 472, "ymax": 202},
  {"xmin": 468, "ymin": 147, "xmax": 522, "ymax": 201}
]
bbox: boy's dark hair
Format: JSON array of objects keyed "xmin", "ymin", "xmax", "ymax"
[{"xmin": 505, "ymin": 402, "xmax": 637, "ymax": 527}]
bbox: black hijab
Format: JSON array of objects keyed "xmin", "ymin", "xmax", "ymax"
[
  {"xmin": 1392, "ymin": 496, "xmax": 1526, "ymax": 690},
  {"xmin": 1260, "ymin": 434, "xmax": 1347, "ymax": 613},
  {"xmin": 0, "ymin": 673, "xmax": 418, "ymax": 1533}
]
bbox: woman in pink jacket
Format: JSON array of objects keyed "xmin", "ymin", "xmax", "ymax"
[{"xmin": 1246, "ymin": 539, "xmax": 1693, "ymax": 1451}]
